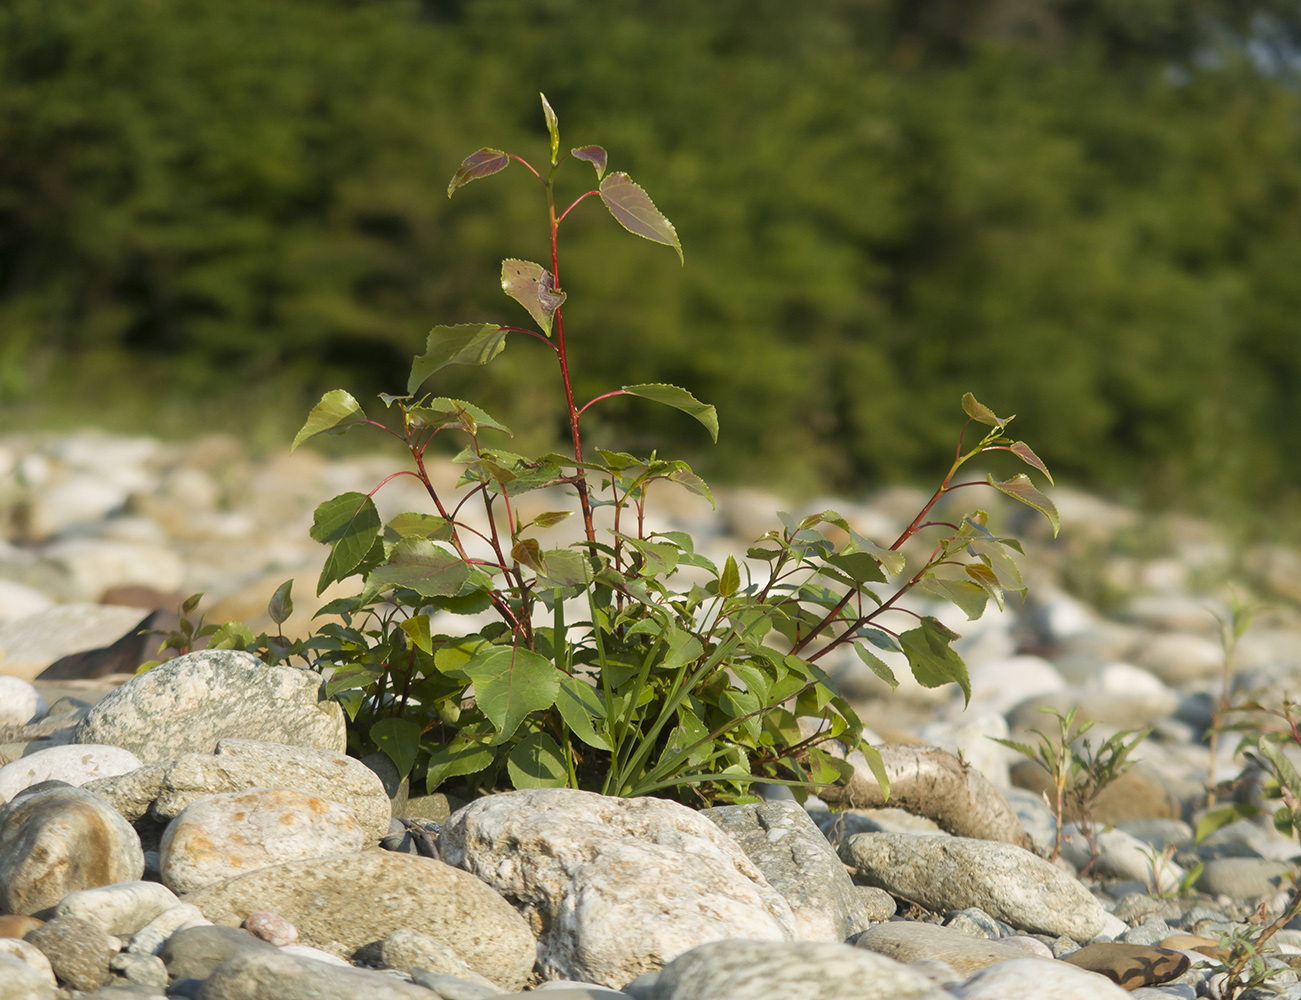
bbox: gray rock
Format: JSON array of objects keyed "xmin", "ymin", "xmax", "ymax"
[
  {"xmin": 53, "ymin": 881, "xmax": 180, "ymax": 935},
  {"xmin": 838, "ymin": 832, "xmax": 1117, "ymax": 940},
  {"xmin": 1133, "ymin": 632, "xmax": 1224, "ymax": 684},
  {"xmin": 196, "ymin": 949, "xmax": 439, "ymax": 1000},
  {"xmin": 439, "ymin": 788, "xmax": 796, "ymax": 988},
  {"xmin": 856, "ymin": 886, "xmax": 896, "ymax": 922},
  {"xmin": 0, "ymin": 952, "xmax": 59, "ymax": 1000},
  {"xmin": 159, "ymin": 787, "xmax": 365, "ymax": 893},
  {"xmin": 0, "ymin": 785, "xmax": 144, "ymax": 914},
  {"xmin": 81, "ymin": 764, "xmax": 168, "ymax": 823},
  {"xmin": 408, "ymin": 969, "xmax": 502, "ymax": 999},
  {"xmin": 379, "ymin": 928, "xmax": 501, "ymax": 989},
  {"xmin": 703, "ymin": 799, "xmax": 869, "ymax": 940},
  {"xmin": 153, "ymin": 738, "xmax": 391, "ymax": 843},
  {"xmin": 0, "ymin": 604, "xmax": 152, "ymax": 683},
  {"xmin": 0, "ymin": 744, "xmax": 143, "ymax": 800},
  {"xmin": 72, "ymin": 650, "xmax": 346, "ymax": 763},
  {"xmin": 856, "ymin": 921, "xmax": 1044, "ymax": 975},
  {"xmin": 1196, "ymin": 857, "xmax": 1296, "ymax": 899},
  {"xmin": 626, "ymin": 938, "xmax": 950, "ymax": 1000},
  {"xmin": 180, "ymin": 849, "xmax": 534, "ymax": 991},
  {"xmin": 24, "ymin": 914, "xmax": 117, "ymax": 991},
  {"xmin": 126, "ymin": 902, "xmax": 210, "ymax": 956},
  {"xmin": 1060, "ymin": 823, "xmax": 1187, "ymax": 895},
  {"xmin": 109, "ymin": 951, "xmax": 169, "ymax": 987},
  {"xmin": 948, "ymin": 956, "xmax": 1133, "ymax": 998},
  {"xmin": 159, "ymin": 924, "xmax": 280, "ymax": 984}
]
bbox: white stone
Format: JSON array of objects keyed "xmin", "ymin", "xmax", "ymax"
[
  {"xmin": 1060, "ymin": 824, "xmax": 1186, "ymax": 895},
  {"xmin": 40, "ymin": 537, "xmax": 185, "ymax": 602},
  {"xmin": 126, "ymin": 903, "xmax": 211, "ymax": 956},
  {"xmin": 916, "ymin": 713, "xmax": 1011, "ymax": 788},
  {"xmin": 0, "ymin": 744, "xmax": 143, "ymax": 800},
  {"xmin": 1096, "ymin": 661, "xmax": 1172, "ymax": 696},
  {"xmin": 54, "ymin": 881, "xmax": 181, "ymax": 936},
  {"xmin": 966, "ymin": 655, "xmax": 1065, "ymax": 716},
  {"xmin": 0, "ymin": 937, "xmax": 56, "ymax": 985},
  {"xmin": 23, "ymin": 474, "xmax": 129, "ymax": 540},
  {"xmin": 0, "ymin": 579, "xmax": 54, "ymax": 625},
  {"xmin": 0, "ymin": 603, "xmax": 152, "ymax": 681},
  {"xmin": 0, "ymin": 676, "xmax": 47, "ymax": 725},
  {"xmin": 949, "ymin": 956, "xmax": 1131, "ymax": 998},
  {"xmin": 159, "ymin": 787, "xmax": 366, "ymax": 894}
]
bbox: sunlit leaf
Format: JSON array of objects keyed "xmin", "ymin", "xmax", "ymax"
[
  {"xmin": 668, "ymin": 463, "xmax": 714, "ymax": 507},
  {"xmin": 961, "ymin": 392, "xmax": 1010, "ymax": 428},
  {"xmin": 291, "ymin": 390, "xmax": 363, "ymax": 452},
  {"xmin": 408, "ymin": 397, "xmax": 512, "ymax": 437},
  {"xmin": 1010, "ymin": 441, "xmax": 1053, "ymax": 484},
  {"xmin": 917, "ymin": 577, "xmax": 989, "ymax": 621},
  {"xmin": 386, "ymin": 512, "xmax": 453, "ymax": 542},
  {"xmin": 501, "ymin": 259, "xmax": 566, "ymax": 336},
  {"xmin": 900, "ymin": 616, "xmax": 971, "ymax": 706},
  {"xmin": 530, "ymin": 510, "xmax": 573, "ymax": 529},
  {"xmin": 463, "ymin": 645, "xmax": 561, "ymax": 743},
  {"xmin": 208, "ymin": 621, "xmax": 256, "ymax": 651},
  {"xmin": 408, "ymin": 324, "xmax": 509, "ymax": 394},
  {"xmin": 719, "ymin": 554, "xmax": 740, "ymax": 597},
  {"xmin": 988, "ymin": 473, "xmax": 1060, "ymax": 537},
  {"xmin": 363, "ymin": 538, "xmax": 469, "ymax": 600},
  {"xmin": 448, "ymin": 147, "xmax": 509, "ymax": 196},
  {"xmin": 310, "ymin": 492, "xmax": 382, "ymax": 595},
  {"xmin": 400, "ymin": 613, "xmax": 433, "ymax": 654},
  {"xmin": 598, "ymin": 172, "xmax": 683, "ymax": 263},
  {"xmin": 572, "ymin": 145, "xmax": 607, "ymax": 180},
  {"xmin": 371, "ymin": 717, "xmax": 421, "ymax": 779},
  {"xmin": 965, "ymin": 562, "xmax": 1005, "ymax": 611},
  {"xmin": 622, "ymin": 383, "xmax": 718, "ymax": 442},
  {"xmin": 540, "ymin": 93, "xmax": 560, "ymax": 166}
]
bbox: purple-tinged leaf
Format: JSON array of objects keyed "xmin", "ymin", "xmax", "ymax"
[
  {"xmin": 598, "ymin": 173, "xmax": 683, "ymax": 263},
  {"xmin": 447, "ymin": 148, "xmax": 509, "ymax": 197},
  {"xmin": 961, "ymin": 392, "xmax": 1010, "ymax": 429},
  {"xmin": 501, "ymin": 259, "xmax": 565, "ymax": 336},
  {"xmin": 572, "ymin": 145, "xmax": 607, "ymax": 180},
  {"xmin": 540, "ymin": 93, "xmax": 560, "ymax": 166},
  {"xmin": 1010, "ymin": 441, "xmax": 1054, "ymax": 484},
  {"xmin": 988, "ymin": 473, "xmax": 1060, "ymax": 537}
]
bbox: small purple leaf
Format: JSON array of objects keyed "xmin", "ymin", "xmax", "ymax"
[
  {"xmin": 1010, "ymin": 441, "xmax": 1054, "ymax": 484},
  {"xmin": 598, "ymin": 173, "xmax": 683, "ymax": 263},
  {"xmin": 448, "ymin": 148, "xmax": 509, "ymax": 197},
  {"xmin": 572, "ymin": 145, "xmax": 608, "ymax": 180},
  {"xmin": 541, "ymin": 93, "xmax": 560, "ymax": 166},
  {"xmin": 501, "ymin": 259, "xmax": 566, "ymax": 336}
]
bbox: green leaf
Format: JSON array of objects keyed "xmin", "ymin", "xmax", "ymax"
[
  {"xmin": 1195, "ymin": 802, "xmax": 1262, "ymax": 843},
  {"xmin": 622, "ymin": 384, "xmax": 718, "ymax": 442},
  {"xmin": 856, "ymin": 627, "xmax": 903, "ymax": 653},
  {"xmin": 719, "ymin": 554, "xmax": 740, "ymax": 597},
  {"xmin": 409, "ymin": 397, "xmax": 513, "ymax": 437},
  {"xmin": 668, "ymin": 463, "xmax": 715, "ymax": 507},
  {"xmin": 371, "ymin": 717, "xmax": 422, "ymax": 780},
  {"xmin": 556, "ymin": 675, "xmax": 611, "ymax": 750},
  {"xmin": 536, "ymin": 548, "xmax": 591, "ymax": 589},
  {"xmin": 1259, "ymin": 737, "xmax": 1301, "ymax": 804},
  {"xmin": 854, "ymin": 644, "xmax": 898, "ymax": 689},
  {"xmin": 572, "ymin": 145, "xmax": 607, "ymax": 180},
  {"xmin": 363, "ymin": 538, "xmax": 471, "ymax": 600},
  {"xmin": 425, "ymin": 736, "xmax": 495, "ymax": 791},
  {"xmin": 400, "ymin": 614, "xmax": 433, "ymax": 655},
  {"xmin": 501, "ymin": 259, "xmax": 566, "ymax": 336},
  {"xmin": 961, "ymin": 392, "xmax": 1010, "ymax": 429},
  {"xmin": 826, "ymin": 551, "xmax": 887, "ymax": 584},
  {"xmin": 1010, "ymin": 442, "xmax": 1054, "ymax": 485},
  {"xmin": 291, "ymin": 390, "xmax": 363, "ymax": 453},
  {"xmin": 408, "ymin": 324, "xmax": 510, "ymax": 394},
  {"xmin": 899, "ymin": 616, "xmax": 971, "ymax": 706},
  {"xmin": 917, "ymin": 577, "xmax": 989, "ymax": 621},
  {"xmin": 540, "ymin": 93, "xmax": 560, "ymax": 166},
  {"xmin": 859, "ymin": 743, "xmax": 890, "ymax": 798},
  {"xmin": 386, "ymin": 512, "xmax": 453, "ymax": 542},
  {"xmin": 988, "ymin": 474, "xmax": 1059, "ymax": 537},
  {"xmin": 508, "ymin": 731, "xmax": 568, "ymax": 788},
  {"xmin": 462, "ymin": 645, "xmax": 561, "ymax": 743},
  {"xmin": 208, "ymin": 621, "xmax": 256, "ymax": 650},
  {"xmin": 310, "ymin": 492, "xmax": 382, "ymax": 595},
  {"xmin": 964, "ymin": 562, "xmax": 1004, "ymax": 611},
  {"xmin": 598, "ymin": 172, "xmax": 683, "ymax": 263},
  {"xmin": 530, "ymin": 511, "xmax": 573, "ymax": 529},
  {"xmin": 448, "ymin": 148, "xmax": 509, "ymax": 196},
  {"xmin": 267, "ymin": 579, "xmax": 294, "ymax": 626}
]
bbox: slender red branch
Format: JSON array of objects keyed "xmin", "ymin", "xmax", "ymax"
[
  {"xmin": 577, "ymin": 389, "xmax": 629, "ymax": 417},
  {"xmin": 558, "ymin": 189, "xmax": 601, "ymax": 224},
  {"xmin": 508, "ymin": 153, "xmax": 541, "ymax": 179}
]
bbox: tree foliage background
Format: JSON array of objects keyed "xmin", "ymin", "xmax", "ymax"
[{"xmin": 3, "ymin": 0, "xmax": 1300, "ymax": 520}]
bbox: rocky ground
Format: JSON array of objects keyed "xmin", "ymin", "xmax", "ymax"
[{"xmin": 5, "ymin": 429, "xmax": 1301, "ymax": 998}]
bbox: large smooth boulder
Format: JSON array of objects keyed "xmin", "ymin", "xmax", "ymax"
[
  {"xmin": 72, "ymin": 650, "xmax": 345, "ymax": 763},
  {"xmin": 439, "ymin": 788, "xmax": 797, "ymax": 988}
]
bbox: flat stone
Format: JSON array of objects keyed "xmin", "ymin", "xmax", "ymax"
[
  {"xmin": 408, "ymin": 969, "xmax": 504, "ymax": 998},
  {"xmin": 153, "ymin": 738, "xmax": 391, "ymax": 843},
  {"xmin": 195, "ymin": 949, "xmax": 439, "ymax": 1000},
  {"xmin": 439, "ymin": 788, "xmax": 796, "ymax": 988},
  {"xmin": 0, "ymin": 786, "xmax": 144, "ymax": 914},
  {"xmin": 180, "ymin": 850, "xmax": 534, "ymax": 991},
  {"xmin": 1061, "ymin": 942, "xmax": 1191, "ymax": 988},
  {"xmin": 704, "ymin": 799, "xmax": 869, "ymax": 940},
  {"xmin": 627, "ymin": 938, "xmax": 950, "ymax": 1000},
  {"xmin": 1196, "ymin": 856, "xmax": 1296, "ymax": 899},
  {"xmin": 72, "ymin": 650, "xmax": 346, "ymax": 763},
  {"xmin": 949, "ymin": 956, "xmax": 1133, "ymax": 998},
  {"xmin": 160, "ymin": 787, "xmax": 366, "ymax": 893},
  {"xmin": 81, "ymin": 764, "xmax": 168, "ymax": 823},
  {"xmin": 0, "ymin": 744, "xmax": 143, "ymax": 800},
  {"xmin": 53, "ymin": 882, "xmax": 179, "ymax": 936},
  {"xmin": 838, "ymin": 832, "xmax": 1115, "ymax": 939},
  {"xmin": 856, "ymin": 921, "xmax": 1047, "ymax": 976},
  {"xmin": 379, "ymin": 928, "xmax": 501, "ymax": 989},
  {"xmin": 0, "ymin": 605, "xmax": 151, "ymax": 682},
  {"xmin": 24, "ymin": 914, "xmax": 116, "ymax": 991},
  {"xmin": 159, "ymin": 924, "xmax": 279, "ymax": 984}
]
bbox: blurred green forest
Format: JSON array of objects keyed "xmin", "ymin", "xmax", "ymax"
[{"xmin": 3, "ymin": 0, "xmax": 1301, "ymax": 519}]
